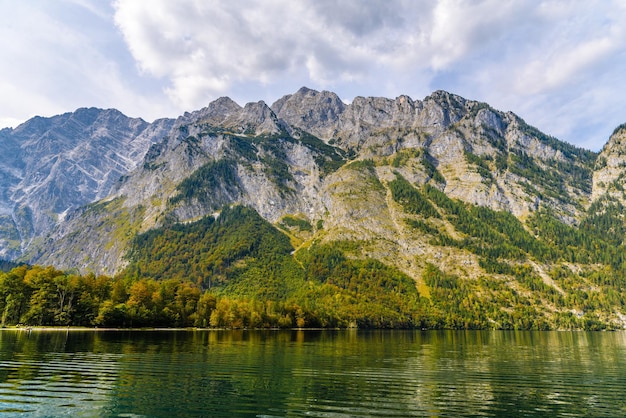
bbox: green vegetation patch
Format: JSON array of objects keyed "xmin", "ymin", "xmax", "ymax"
[
  {"xmin": 169, "ymin": 159, "xmax": 240, "ymax": 207},
  {"xmin": 390, "ymin": 173, "xmax": 440, "ymax": 218},
  {"xmin": 125, "ymin": 205, "xmax": 294, "ymax": 289},
  {"xmin": 528, "ymin": 208, "xmax": 626, "ymax": 269},
  {"xmin": 464, "ymin": 150, "xmax": 493, "ymax": 181},
  {"xmin": 300, "ymin": 244, "xmax": 422, "ymax": 328},
  {"xmin": 389, "ymin": 148, "xmax": 445, "ymax": 184},
  {"xmin": 405, "ymin": 218, "xmax": 441, "ymax": 236},
  {"xmin": 260, "ymin": 156, "xmax": 295, "ymax": 196},
  {"xmin": 581, "ymin": 198, "xmax": 626, "ymax": 247},
  {"xmin": 297, "ymin": 131, "xmax": 346, "ymax": 175},
  {"xmin": 423, "ymin": 184, "xmax": 554, "ymax": 264},
  {"xmin": 346, "ymin": 159, "xmax": 376, "ymax": 170},
  {"xmin": 280, "ymin": 215, "xmax": 313, "ymax": 232},
  {"xmin": 421, "ymin": 150, "xmax": 446, "ymax": 183},
  {"xmin": 228, "ymin": 135, "xmax": 259, "ymax": 161},
  {"xmin": 391, "ymin": 148, "xmax": 421, "ymax": 168}
]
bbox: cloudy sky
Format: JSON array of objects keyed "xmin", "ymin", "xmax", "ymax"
[{"xmin": 1, "ymin": 0, "xmax": 624, "ymax": 150}]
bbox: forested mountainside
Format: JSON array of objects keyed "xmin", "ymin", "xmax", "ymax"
[{"xmin": 2, "ymin": 87, "xmax": 626, "ymax": 329}]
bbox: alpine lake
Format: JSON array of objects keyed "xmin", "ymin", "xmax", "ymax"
[{"xmin": 0, "ymin": 329, "xmax": 624, "ymax": 417}]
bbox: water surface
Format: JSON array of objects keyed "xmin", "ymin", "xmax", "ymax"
[{"xmin": 0, "ymin": 329, "xmax": 625, "ymax": 417}]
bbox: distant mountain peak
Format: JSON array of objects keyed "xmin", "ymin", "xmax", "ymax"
[{"xmin": 0, "ymin": 108, "xmax": 175, "ymax": 259}]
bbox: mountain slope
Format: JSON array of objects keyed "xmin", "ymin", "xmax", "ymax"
[
  {"xmin": 8, "ymin": 87, "xmax": 626, "ymax": 329},
  {"xmin": 0, "ymin": 109, "xmax": 174, "ymax": 259},
  {"xmin": 26, "ymin": 89, "xmax": 598, "ymax": 272}
]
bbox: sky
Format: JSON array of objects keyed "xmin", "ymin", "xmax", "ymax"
[{"xmin": 1, "ymin": 1, "xmax": 625, "ymax": 151}]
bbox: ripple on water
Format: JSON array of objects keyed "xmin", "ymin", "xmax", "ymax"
[
  {"xmin": 0, "ymin": 352, "xmax": 122, "ymax": 416},
  {"xmin": 1, "ymin": 330, "xmax": 626, "ymax": 417}
]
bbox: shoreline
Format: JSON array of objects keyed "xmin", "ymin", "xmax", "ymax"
[
  {"xmin": 1, "ymin": 326, "xmax": 344, "ymax": 332},
  {"xmin": 0, "ymin": 326, "xmax": 614, "ymax": 332}
]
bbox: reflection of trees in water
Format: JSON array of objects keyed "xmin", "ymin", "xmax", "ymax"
[
  {"xmin": 1, "ymin": 330, "xmax": 626, "ymax": 416},
  {"xmin": 402, "ymin": 330, "xmax": 626, "ymax": 416},
  {"xmin": 0, "ymin": 330, "xmax": 120, "ymax": 415}
]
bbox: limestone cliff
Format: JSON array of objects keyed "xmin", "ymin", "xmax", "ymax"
[
  {"xmin": 592, "ymin": 124, "xmax": 626, "ymax": 202},
  {"xmin": 23, "ymin": 88, "xmax": 600, "ymax": 278},
  {"xmin": 0, "ymin": 108, "xmax": 174, "ymax": 259}
]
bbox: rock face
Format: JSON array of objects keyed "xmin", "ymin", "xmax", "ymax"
[
  {"xmin": 6, "ymin": 86, "xmax": 624, "ymax": 282},
  {"xmin": 592, "ymin": 124, "xmax": 626, "ymax": 202},
  {"xmin": 272, "ymin": 86, "xmax": 346, "ymax": 139},
  {"xmin": 11, "ymin": 87, "xmax": 626, "ymax": 330},
  {"xmin": 0, "ymin": 108, "xmax": 174, "ymax": 259},
  {"xmin": 16, "ymin": 87, "xmax": 605, "ymax": 276}
]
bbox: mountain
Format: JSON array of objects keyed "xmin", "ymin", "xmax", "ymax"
[
  {"xmin": 0, "ymin": 109, "xmax": 174, "ymax": 259},
  {"xmin": 28, "ymin": 89, "xmax": 595, "ymax": 270},
  {"xmin": 3, "ymin": 87, "xmax": 626, "ymax": 329}
]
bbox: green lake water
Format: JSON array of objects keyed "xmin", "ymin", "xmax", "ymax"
[{"xmin": 0, "ymin": 329, "xmax": 625, "ymax": 417}]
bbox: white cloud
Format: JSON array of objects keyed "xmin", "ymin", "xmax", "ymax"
[
  {"xmin": 0, "ymin": 0, "xmax": 177, "ymax": 126},
  {"xmin": 118, "ymin": 0, "xmax": 624, "ymax": 113},
  {"xmin": 112, "ymin": 0, "xmax": 433, "ymax": 107},
  {"xmin": 426, "ymin": 0, "xmax": 533, "ymax": 70},
  {"xmin": 413, "ymin": 0, "xmax": 626, "ymax": 149}
]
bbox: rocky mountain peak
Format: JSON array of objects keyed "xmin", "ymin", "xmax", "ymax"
[
  {"xmin": 1, "ymin": 88, "xmax": 620, "ymax": 273},
  {"xmin": 272, "ymin": 87, "xmax": 346, "ymax": 139},
  {"xmin": 223, "ymin": 100, "xmax": 283, "ymax": 135},
  {"xmin": 419, "ymin": 90, "xmax": 469, "ymax": 127},
  {"xmin": 426, "ymin": 89, "xmax": 466, "ymax": 104},
  {"xmin": 11, "ymin": 113, "xmax": 65, "ymax": 139},
  {"xmin": 72, "ymin": 107, "xmax": 119, "ymax": 125},
  {"xmin": 177, "ymin": 97, "xmax": 242, "ymax": 128}
]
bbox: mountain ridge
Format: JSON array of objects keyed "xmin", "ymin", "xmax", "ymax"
[
  {"xmin": 4, "ymin": 87, "xmax": 626, "ymax": 329},
  {"xmin": 20, "ymin": 88, "xmax": 596, "ymax": 266},
  {"xmin": 0, "ymin": 108, "xmax": 175, "ymax": 259}
]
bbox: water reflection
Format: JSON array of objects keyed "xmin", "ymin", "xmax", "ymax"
[
  {"xmin": 0, "ymin": 330, "xmax": 120, "ymax": 416},
  {"xmin": 0, "ymin": 330, "xmax": 625, "ymax": 416}
]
